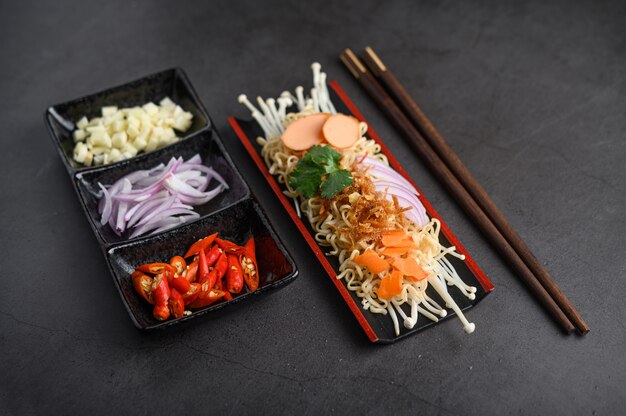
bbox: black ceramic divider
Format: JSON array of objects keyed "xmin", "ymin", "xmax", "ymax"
[
  {"xmin": 74, "ymin": 129, "xmax": 250, "ymax": 247},
  {"xmin": 44, "ymin": 67, "xmax": 210, "ymax": 175},
  {"xmin": 107, "ymin": 199, "xmax": 298, "ymax": 330},
  {"xmin": 43, "ymin": 68, "xmax": 299, "ymax": 329}
]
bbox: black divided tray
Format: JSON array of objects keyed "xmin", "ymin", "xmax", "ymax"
[{"xmin": 44, "ymin": 68, "xmax": 298, "ymax": 330}]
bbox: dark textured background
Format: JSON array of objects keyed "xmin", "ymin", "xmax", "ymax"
[{"xmin": 1, "ymin": 1, "xmax": 624, "ymax": 414}]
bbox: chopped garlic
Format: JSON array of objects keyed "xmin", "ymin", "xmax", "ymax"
[{"xmin": 71, "ymin": 98, "xmax": 193, "ymax": 167}]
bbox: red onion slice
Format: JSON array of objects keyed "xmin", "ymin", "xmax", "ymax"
[
  {"xmin": 96, "ymin": 154, "xmax": 228, "ymax": 239},
  {"xmin": 99, "ymin": 184, "xmax": 112, "ymax": 226},
  {"xmin": 375, "ymin": 182, "xmax": 428, "ymax": 227},
  {"xmin": 361, "ymin": 157, "xmax": 417, "ymax": 193}
]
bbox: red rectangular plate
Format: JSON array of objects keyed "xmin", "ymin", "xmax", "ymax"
[{"xmin": 228, "ymin": 81, "xmax": 493, "ymax": 343}]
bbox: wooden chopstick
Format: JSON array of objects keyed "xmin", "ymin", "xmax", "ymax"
[
  {"xmin": 360, "ymin": 47, "xmax": 589, "ymax": 335},
  {"xmin": 339, "ymin": 49, "xmax": 576, "ymax": 334}
]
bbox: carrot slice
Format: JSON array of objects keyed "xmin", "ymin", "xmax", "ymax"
[
  {"xmin": 387, "ymin": 239, "xmax": 418, "ymax": 249},
  {"xmin": 354, "ymin": 249, "xmax": 390, "ymax": 274},
  {"xmin": 281, "ymin": 113, "xmax": 330, "ymax": 151},
  {"xmin": 381, "ymin": 246, "xmax": 411, "ymax": 257},
  {"xmin": 376, "ymin": 270, "xmax": 404, "ymax": 300},
  {"xmin": 322, "ymin": 114, "xmax": 360, "ymax": 149},
  {"xmin": 381, "ymin": 230, "xmax": 408, "ymax": 247},
  {"xmin": 392, "ymin": 258, "xmax": 429, "ymax": 281}
]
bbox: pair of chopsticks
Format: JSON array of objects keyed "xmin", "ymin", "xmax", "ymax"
[{"xmin": 339, "ymin": 47, "xmax": 588, "ymax": 335}]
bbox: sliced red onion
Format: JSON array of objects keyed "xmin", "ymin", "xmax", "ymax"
[
  {"xmin": 115, "ymin": 179, "xmax": 132, "ymax": 233},
  {"xmin": 375, "ymin": 182, "xmax": 428, "ymax": 227},
  {"xmin": 372, "ymin": 179, "xmax": 418, "ymax": 197},
  {"xmin": 99, "ymin": 183, "xmax": 112, "ymax": 226},
  {"xmin": 96, "ymin": 154, "xmax": 227, "ymax": 238},
  {"xmin": 134, "ymin": 194, "xmax": 177, "ymax": 227},
  {"xmin": 361, "ymin": 157, "xmax": 417, "ymax": 193},
  {"xmin": 185, "ymin": 154, "xmax": 202, "ymax": 165},
  {"xmin": 126, "ymin": 194, "xmax": 170, "ymax": 228},
  {"xmin": 175, "ymin": 184, "xmax": 225, "ymax": 205},
  {"xmin": 192, "ymin": 165, "xmax": 229, "ymax": 189},
  {"xmin": 124, "ymin": 190, "xmax": 168, "ymax": 222}
]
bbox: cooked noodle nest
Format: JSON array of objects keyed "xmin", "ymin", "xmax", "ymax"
[{"xmin": 254, "ymin": 108, "xmax": 477, "ymax": 335}]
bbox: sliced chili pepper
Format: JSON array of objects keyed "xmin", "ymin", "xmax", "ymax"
[
  {"xmin": 184, "ymin": 232, "xmax": 218, "ymax": 258},
  {"xmin": 215, "ymin": 238, "xmax": 245, "ymax": 255},
  {"xmin": 183, "ymin": 259, "xmax": 198, "ymax": 283},
  {"xmin": 168, "ymin": 272, "xmax": 191, "ymax": 294},
  {"xmin": 182, "ymin": 283, "xmax": 201, "ymax": 306},
  {"xmin": 205, "ymin": 244, "xmax": 221, "ymax": 268},
  {"xmin": 131, "ymin": 271, "xmax": 154, "ymax": 305},
  {"xmin": 151, "ymin": 273, "xmax": 171, "ymax": 321},
  {"xmin": 226, "ymin": 254, "xmax": 244, "ymax": 294},
  {"xmin": 136, "ymin": 262, "xmax": 176, "ymax": 276},
  {"xmin": 198, "ymin": 246, "xmax": 209, "ymax": 283},
  {"xmin": 241, "ymin": 237, "xmax": 259, "ymax": 291},
  {"xmin": 214, "ymin": 252, "xmax": 228, "ymax": 279},
  {"xmin": 168, "ymin": 289, "xmax": 185, "ymax": 319},
  {"xmin": 187, "ymin": 286, "xmax": 226, "ymax": 309},
  {"xmin": 200, "ymin": 269, "xmax": 218, "ymax": 290},
  {"xmin": 214, "ymin": 273, "xmax": 223, "ymax": 290},
  {"xmin": 169, "ymin": 256, "xmax": 187, "ymax": 275},
  {"xmin": 153, "ymin": 303, "xmax": 170, "ymax": 321}
]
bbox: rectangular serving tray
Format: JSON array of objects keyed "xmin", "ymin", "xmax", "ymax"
[
  {"xmin": 44, "ymin": 68, "xmax": 299, "ymax": 329},
  {"xmin": 229, "ymin": 81, "xmax": 494, "ymax": 343},
  {"xmin": 107, "ymin": 199, "xmax": 298, "ymax": 330},
  {"xmin": 45, "ymin": 67, "xmax": 211, "ymax": 176}
]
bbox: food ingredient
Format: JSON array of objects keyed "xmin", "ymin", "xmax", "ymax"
[
  {"xmin": 72, "ymin": 97, "xmax": 193, "ymax": 167},
  {"xmin": 288, "ymin": 144, "xmax": 353, "ymax": 199},
  {"xmin": 97, "ymin": 155, "xmax": 227, "ymax": 238},
  {"xmin": 132, "ymin": 234, "xmax": 259, "ymax": 321}
]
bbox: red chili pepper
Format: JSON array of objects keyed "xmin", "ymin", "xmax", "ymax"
[
  {"xmin": 151, "ymin": 273, "xmax": 171, "ymax": 321},
  {"xmin": 184, "ymin": 232, "xmax": 218, "ymax": 258},
  {"xmin": 226, "ymin": 254, "xmax": 244, "ymax": 294},
  {"xmin": 136, "ymin": 262, "xmax": 176, "ymax": 276},
  {"xmin": 182, "ymin": 283, "xmax": 201, "ymax": 306},
  {"xmin": 223, "ymin": 291, "xmax": 233, "ymax": 301},
  {"xmin": 168, "ymin": 272, "xmax": 191, "ymax": 294},
  {"xmin": 153, "ymin": 303, "xmax": 170, "ymax": 321},
  {"xmin": 215, "ymin": 252, "xmax": 228, "ymax": 279},
  {"xmin": 198, "ymin": 246, "xmax": 210, "ymax": 283},
  {"xmin": 168, "ymin": 289, "xmax": 185, "ymax": 319},
  {"xmin": 169, "ymin": 256, "xmax": 187, "ymax": 275},
  {"xmin": 187, "ymin": 285, "xmax": 226, "ymax": 309},
  {"xmin": 205, "ymin": 244, "xmax": 221, "ymax": 268},
  {"xmin": 215, "ymin": 238, "xmax": 245, "ymax": 255},
  {"xmin": 241, "ymin": 237, "xmax": 259, "ymax": 291},
  {"xmin": 183, "ymin": 259, "xmax": 198, "ymax": 283},
  {"xmin": 198, "ymin": 267, "xmax": 216, "ymax": 286},
  {"xmin": 131, "ymin": 271, "xmax": 154, "ymax": 304}
]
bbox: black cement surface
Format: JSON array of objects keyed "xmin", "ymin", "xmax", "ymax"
[{"xmin": 1, "ymin": 1, "xmax": 624, "ymax": 414}]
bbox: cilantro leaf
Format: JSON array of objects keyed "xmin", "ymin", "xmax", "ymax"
[
  {"xmin": 320, "ymin": 169, "xmax": 354, "ymax": 199},
  {"xmin": 306, "ymin": 145, "xmax": 341, "ymax": 173},
  {"xmin": 288, "ymin": 162, "xmax": 325, "ymax": 199},
  {"xmin": 288, "ymin": 144, "xmax": 354, "ymax": 200}
]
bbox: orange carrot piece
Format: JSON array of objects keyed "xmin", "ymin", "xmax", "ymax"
[
  {"xmin": 387, "ymin": 239, "xmax": 418, "ymax": 249},
  {"xmin": 381, "ymin": 246, "xmax": 411, "ymax": 257},
  {"xmin": 392, "ymin": 258, "xmax": 429, "ymax": 281},
  {"xmin": 381, "ymin": 230, "xmax": 409, "ymax": 247},
  {"xmin": 376, "ymin": 270, "xmax": 404, "ymax": 300},
  {"xmin": 354, "ymin": 249, "xmax": 390, "ymax": 274}
]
